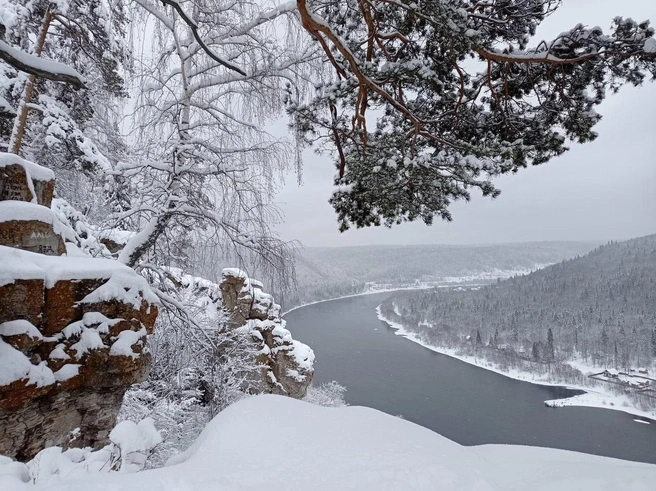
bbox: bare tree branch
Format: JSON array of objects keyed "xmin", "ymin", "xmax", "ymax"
[{"xmin": 158, "ymin": 0, "xmax": 247, "ymax": 76}]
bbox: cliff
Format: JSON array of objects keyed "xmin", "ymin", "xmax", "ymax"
[
  {"xmin": 0, "ymin": 153, "xmax": 159, "ymax": 460},
  {"xmin": 219, "ymin": 268, "xmax": 314, "ymax": 398}
]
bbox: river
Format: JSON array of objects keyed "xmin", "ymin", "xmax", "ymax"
[{"xmin": 285, "ymin": 292, "xmax": 656, "ymax": 464}]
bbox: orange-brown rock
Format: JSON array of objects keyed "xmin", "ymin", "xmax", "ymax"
[
  {"xmin": 219, "ymin": 268, "xmax": 314, "ymax": 399},
  {"xmin": 81, "ymin": 299, "xmax": 158, "ymax": 336},
  {"xmin": 0, "ymin": 387, "xmax": 128, "ymax": 462},
  {"xmin": 0, "ymin": 245, "xmax": 159, "ymax": 461},
  {"xmin": 0, "ymin": 279, "xmax": 44, "ymax": 326},
  {"xmin": 0, "ymin": 219, "xmax": 66, "ymax": 256},
  {"xmin": 99, "ymin": 237, "xmax": 123, "ymax": 254},
  {"xmin": 43, "ymin": 279, "xmax": 106, "ymax": 336},
  {"xmin": 0, "ymin": 162, "xmax": 55, "ymax": 207}
]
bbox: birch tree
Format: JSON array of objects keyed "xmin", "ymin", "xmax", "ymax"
[{"xmin": 113, "ymin": 0, "xmax": 320, "ymax": 277}]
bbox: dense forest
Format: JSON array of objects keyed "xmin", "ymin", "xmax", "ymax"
[{"xmin": 380, "ymin": 235, "xmax": 656, "ymax": 409}]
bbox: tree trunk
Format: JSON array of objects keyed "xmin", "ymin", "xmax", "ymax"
[{"xmin": 9, "ymin": 10, "xmax": 52, "ymax": 155}]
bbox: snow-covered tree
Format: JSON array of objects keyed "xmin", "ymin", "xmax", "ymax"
[
  {"xmin": 546, "ymin": 327, "xmax": 555, "ymax": 361},
  {"xmin": 110, "ymin": 0, "xmax": 320, "ymax": 277},
  {"xmin": 1, "ymin": 0, "xmax": 128, "ymax": 164},
  {"xmin": 290, "ymin": 0, "xmax": 656, "ymax": 231}
]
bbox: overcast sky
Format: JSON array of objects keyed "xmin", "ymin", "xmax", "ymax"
[{"xmin": 274, "ymin": 0, "xmax": 656, "ymax": 247}]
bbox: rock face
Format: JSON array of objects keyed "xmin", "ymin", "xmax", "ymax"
[
  {"xmin": 0, "ymin": 154, "xmax": 55, "ymax": 206},
  {"xmin": 0, "ymin": 153, "xmax": 158, "ymax": 461},
  {"xmin": 219, "ymin": 269, "xmax": 314, "ymax": 398},
  {"xmin": 0, "ymin": 202, "xmax": 67, "ymax": 255}
]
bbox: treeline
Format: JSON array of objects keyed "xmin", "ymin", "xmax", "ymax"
[
  {"xmin": 280, "ymin": 241, "xmax": 598, "ymax": 308},
  {"xmin": 381, "ymin": 235, "xmax": 656, "ymax": 373}
]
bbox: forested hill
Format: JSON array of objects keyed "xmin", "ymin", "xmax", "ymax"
[
  {"xmin": 283, "ymin": 241, "xmax": 598, "ymax": 307},
  {"xmin": 382, "ymin": 235, "xmax": 656, "ymax": 370}
]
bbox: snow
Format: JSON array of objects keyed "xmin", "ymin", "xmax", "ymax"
[
  {"xmin": 26, "ymin": 362, "xmax": 56, "ymax": 388},
  {"xmin": 0, "ymin": 338, "xmax": 54, "ymax": 387},
  {"xmin": 644, "ymin": 38, "xmax": 656, "ymax": 53},
  {"xmin": 53, "ymin": 364, "xmax": 79, "ymax": 382},
  {"xmin": 376, "ymin": 306, "xmax": 656, "ymax": 421},
  {"xmin": 2, "ymin": 395, "xmax": 655, "ymax": 490},
  {"xmin": 69, "ymin": 329, "xmax": 104, "ymax": 359},
  {"xmin": 221, "ymin": 267, "xmax": 247, "ymax": 280},
  {"xmin": 0, "ymin": 320, "xmax": 42, "ymax": 339},
  {"xmin": 109, "ymin": 418, "xmax": 162, "ymax": 456},
  {"xmin": 288, "ymin": 339, "xmax": 315, "ymax": 374},
  {"xmin": 0, "ymin": 246, "xmax": 159, "ymax": 308},
  {"xmin": 0, "ymin": 40, "xmax": 83, "ymax": 81},
  {"xmin": 48, "ymin": 344, "xmax": 70, "ymax": 361},
  {"xmin": 64, "ymin": 243, "xmax": 88, "ymax": 257},
  {"xmin": 0, "ymin": 153, "xmax": 55, "ymax": 182},
  {"xmin": 544, "ymin": 391, "xmax": 656, "ymax": 420},
  {"xmin": 79, "ymin": 268, "xmax": 157, "ymax": 309},
  {"xmin": 0, "ymin": 201, "xmax": 72, "ymax": 241},
  {"xmin": 109, "ymin": 328, "xmax": 146, "ymax": 358},
  {"xmin": 81, "ymin": 312, "xmax": 121, "ymax": 332}
]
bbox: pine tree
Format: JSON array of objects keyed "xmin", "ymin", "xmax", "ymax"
[
  {"xmin": 651, "ymin": 326, "xmax": 656, "ymax": 358},
  {"xmin": 511, "ymin": 323, "xmax": 519, "ymax": 343},
  {"xmin": 546, "ymin": 328, "xmax": 555, "ymax": 361},
  {"xmin": 291, "ymin": 2, "xmax": 656, "ymax": 230},
  {"xmin": 4, "ymin": 0, "xmax": 128, "ymax": 161},
  {"xmin": 476, "ymin": 330, "xmax": 482, "ymax": 347},
  {"xmin": 532, "ymin": 342, "xmax": 540, "ymax": 361}
]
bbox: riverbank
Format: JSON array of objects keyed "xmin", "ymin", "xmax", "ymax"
[
  {"xmin": 282, "ymin": 284, "xmax": 436, "ymax": 316},
  {"xmin": 375, "ymin": 306, "xmax": 656, "ymax": 422},
  {"xmin": 282, "ymin": 264, "xmax": 553, "ymax": 316}
]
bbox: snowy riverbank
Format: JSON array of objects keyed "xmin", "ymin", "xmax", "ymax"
[
  {"xmin": 376, "ymin": 306, "xmax": 656, "ymax": 423},
  {"xmin": 283, "ymin": 263, "xmax": 552, "ymax": 316},
  {"xmin": 282, "ymin": 284, "xmax": 434, "ymax": 316}
]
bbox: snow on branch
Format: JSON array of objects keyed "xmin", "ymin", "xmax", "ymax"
[
  {"xmin": 158, "ymin": 0, "xmax": 247, "ymax": 76},
  {"xmin": 0, "ymin": 40, "xmax": 84, "ymax": 88},
  {"xmin": 290, "ymin": 1, "xmax": 656, "ymax": 231}
]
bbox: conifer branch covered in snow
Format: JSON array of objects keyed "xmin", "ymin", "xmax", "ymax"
[
  {"xmin": 290, "ymin": 0, "xmax": 656, "ymax": 231},
  {"xmin": 0, "ymin": 40, "xmax": 84, "ymax": 88}
]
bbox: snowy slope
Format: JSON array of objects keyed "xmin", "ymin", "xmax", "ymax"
[{"xmin": 4, "ymin": 395, "xmax": 655, "ymax": 490}]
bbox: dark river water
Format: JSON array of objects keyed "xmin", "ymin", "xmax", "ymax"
[{"xmin": 285, "ymin": 292, "xmax": 656, "ymax": 464}]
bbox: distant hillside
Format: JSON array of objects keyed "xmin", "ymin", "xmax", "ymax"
[
  {"xmin": 283, "ymin": 241, "xmax": 599, "ymax": 307},
  {"xmin": 381, "ymin": 234, "xmax": 656, "ymax": 376}
]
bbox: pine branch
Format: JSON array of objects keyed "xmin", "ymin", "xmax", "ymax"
[{"xmin": 0, "ymin": 40, "xmax": 85, "ymax": 88}]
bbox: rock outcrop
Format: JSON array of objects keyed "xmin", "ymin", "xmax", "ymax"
[
  {"xmin": 0, "ymin": 153, "xmax": 158, "ymax": 461},
  {"xmin": 220, "ymin": 268, "xmax": 314, "ymax": 398}
]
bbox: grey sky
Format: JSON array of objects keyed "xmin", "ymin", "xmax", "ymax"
[{"xmin": 274, "ymin": 0, "xmax": 656, "ymax": 247}]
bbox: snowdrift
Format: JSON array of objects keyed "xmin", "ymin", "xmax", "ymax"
[{"xmin": 3, "ymin": 395, "xmax": 655, "ymax": 490}]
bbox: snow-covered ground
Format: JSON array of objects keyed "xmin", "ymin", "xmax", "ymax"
[
  {"xmin": 3, "ymin": 395, "xmax": 654, "ymax": 490},
  {"xmin": 376, "ymin": 308, "xmax": 656, "ymax": 421}
]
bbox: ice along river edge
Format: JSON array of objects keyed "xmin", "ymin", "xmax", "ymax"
[{"xmin": 375, "ymin": 305, "xmax": 656, "ymax": 423}]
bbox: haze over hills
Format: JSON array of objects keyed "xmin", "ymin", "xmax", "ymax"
[{"xmin": 281, "ymin": 241, "xmax": 600, "ymax": 308}]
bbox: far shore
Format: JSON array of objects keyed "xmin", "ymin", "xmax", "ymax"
[{"xmin": 375, "ymin": 306, "xmax": 656, "ymax": 423}]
